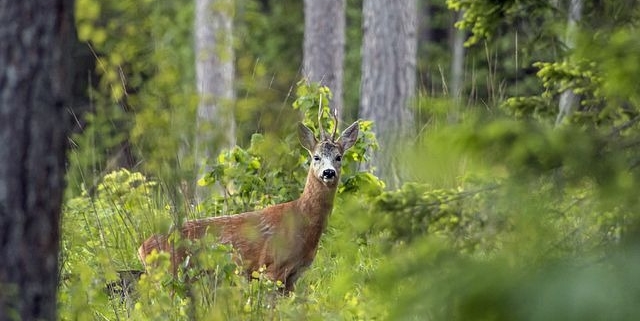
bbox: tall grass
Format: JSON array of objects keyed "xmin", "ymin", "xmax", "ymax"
[{"xmin": 59, "ymin": 121, "xmax": 640, "ymax": 321}]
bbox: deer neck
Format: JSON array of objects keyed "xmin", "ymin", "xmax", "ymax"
[{"xmin": 297, "ymin": 169, "xmax": 337, "ymax": 227}]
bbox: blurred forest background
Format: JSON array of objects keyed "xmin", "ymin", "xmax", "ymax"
[{"xmin": 55, "ymin": 0, "xmax": 640, "ymax": 319}]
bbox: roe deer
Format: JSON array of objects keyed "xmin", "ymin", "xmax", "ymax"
[{"xmin": 138, "ymin": 110, "xmax": 359, "ymax": 292}]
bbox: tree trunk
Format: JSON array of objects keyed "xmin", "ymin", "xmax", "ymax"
[
  {"xmin": 360, "ymin": 0, "xmax": 418, "ymax": 187},
  {"xmin": 0, "ymin": 0, "xmax": 75, "ymax": 319},
  {"xmin": 303, "ymin": 0, "xmax": 346, "ymax": 115},
  {"xmin": 451, "ymin": 10, "xmax": 466, "ymax": 100},
  {"xmin": 194, "ymin": 0, "xmax": 236, "ymax": 201},
  {"xmin": 555, "ymin": 0, "xmax": 582, "ymax": 126}
]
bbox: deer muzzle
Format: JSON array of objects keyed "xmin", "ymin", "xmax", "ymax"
[{"xmin": 321, "ymin": 168, "xmax": 337, "ymax": 181}]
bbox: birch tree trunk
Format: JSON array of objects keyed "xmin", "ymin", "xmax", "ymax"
[
  {"xmin": 555, "ymin": 0, "xmax": 582, "ymax": 126},
  {"xmin": 195, "ymin": 0, "xmax": 235, "ymax": 200},
  {"xmin": 360, "ymin": 0, "xmax": 418, "ymax": 187},
  {"xmin": 303, "ymin": 0, "xmax": 345, "ymax": 115},
  {"xmin": 0, "ymin": 0, "xmax": 75, "ymax": 318}
]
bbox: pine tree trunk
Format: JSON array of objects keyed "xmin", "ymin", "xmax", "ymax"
[
  {"xmin": 303, "ymin": 0, "xmax": 346, "ymax": 115},
  {"xmin": 0, "ymin": 0, "xmax": 75, "ymax": 319},
  {"xmin": 195, "ymin": 0, "xmax": 236, "ymax": 200},
  {"xmin": 556, "ymin": 0, "xmax": 582, "ymax": 126},
  {"xmin": 451, "ymin": 10, "xmax": 466, "ymax": 100},
  {"xmin": 360, "ymin": 0, "xmax": 417, "ymax": 187}
]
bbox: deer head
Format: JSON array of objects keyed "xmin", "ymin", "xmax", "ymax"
[{"xmin": 298, "ymin": 109, "xmax": 359, "ymax": 188}]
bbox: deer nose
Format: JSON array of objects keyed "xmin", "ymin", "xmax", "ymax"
[{"xmin": 322, "ymin": 169, "xmax": 336, "ymax": 179}]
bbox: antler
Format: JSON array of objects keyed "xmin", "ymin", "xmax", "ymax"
[
  {"xmin": 318, "ymin": 95, "xmax": 327, "ymax": 140},
  {"xmin": 331, "ymin": 108, "xmax": 339, "ymax": 141}
]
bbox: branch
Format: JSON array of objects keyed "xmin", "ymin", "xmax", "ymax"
[{"xmin": 607, "ymin": 114, "xmax": 640, "ymax": 139}]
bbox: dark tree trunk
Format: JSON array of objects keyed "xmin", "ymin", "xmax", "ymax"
[
  {"xmin": 360, "ymin": 0, "xmax": 418, "ymax": 187},
  {"xmin": 303, "ymin": 0, "xmax": 346, "ymax": 115},
  {"xmin": 0, "ymin": 0, "xmax": 75, "ymax": 319}
]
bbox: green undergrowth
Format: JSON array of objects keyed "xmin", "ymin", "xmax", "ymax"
[
  {"xmin": 60, "ymin": 81, "xmax": 640, "ymax": 320},
  {"xmin": 59, "ymin": 141, "xmax": 640, "ymax": 320}
]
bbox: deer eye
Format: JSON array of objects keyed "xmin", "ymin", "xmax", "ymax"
[
  {"xmin": 313, "ymin": 155, "xmax": 320, "ymax": 161},
  {"xmin": 335, "ymin": 155, "xmax": 342, "ymax": 162}
]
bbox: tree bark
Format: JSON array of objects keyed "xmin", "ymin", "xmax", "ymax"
[
  {"xmin": 451, "ymin": 10, "xmax": 466, "ymax": 100},
  {"xmin": 0, "ymin": 0, "xmax": 75, "ymax": 319},
  {"xmin": 555, "ymin": 0, "xmax": 582, "ymax": 126},
  {"xmin": 303, "ymin": 0, "xmax": 346, "ymax": 115},
  {"xmin": 195, "ymin": 0, "xmax": 236, "ymax": 200},
  {"xmin": 360, "ymin": 0, "xmax": 418, "ymax": 187}
]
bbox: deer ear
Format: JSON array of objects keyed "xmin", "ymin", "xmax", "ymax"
[
  {"xmin": 338, "ymin": 121, "xmax": 359, "ymax": 151},
  {"xmin": 298, "ymin": 123, "xmax": 317, "ymax": 152}
]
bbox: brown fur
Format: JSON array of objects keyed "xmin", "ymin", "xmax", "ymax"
[{"xmin": 138, "ymin": 120, "xmax": 359, "ymax": 292}]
